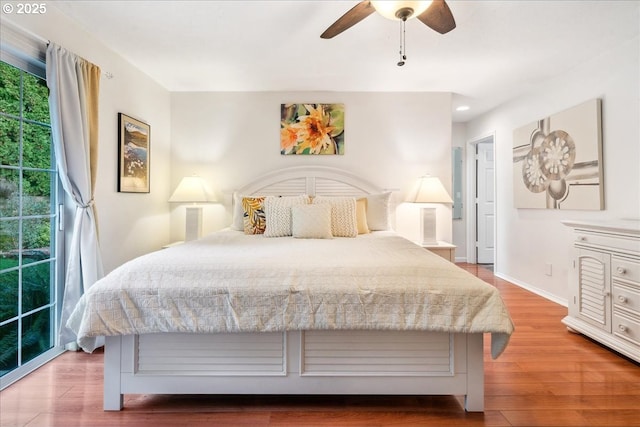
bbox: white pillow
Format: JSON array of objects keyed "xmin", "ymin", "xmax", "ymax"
[
  {"xmin": 231, "ymin": 192, "xmax": 248, "ymax": 231},
  {"xmin": 264, "ymin": 195, "xmax": 309, "ymax": 237},
  {"xmin": 291, "ymin": 204, "xmax": 333, "ymax": 239},
  {"xmin": 365, "ymin": 192, "xmax": 392, "ymax": 231},
  {"xmin": 312, "ymin": 196, "xmax": 358, "ymax": 238}
]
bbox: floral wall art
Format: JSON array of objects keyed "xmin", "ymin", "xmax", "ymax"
[
  {"xmin": 512, "ymin": 99, "xmax": 603, "ymax": 210},
  {"xmin": 280, "ymin": 103, "xmax": 344, "ymax": 155}
]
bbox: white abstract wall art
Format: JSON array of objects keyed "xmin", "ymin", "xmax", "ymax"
[{"xmin": 512, "ymin": 99, "xmax": 604, "ymax": 210}]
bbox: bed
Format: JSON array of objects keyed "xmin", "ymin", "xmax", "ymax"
[{"xmin": 68, "ymin": 166, "xmax": 514, "ymax": 412}]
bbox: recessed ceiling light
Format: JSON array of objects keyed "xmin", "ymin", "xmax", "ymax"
[{"xmin": 456, "ymin": 105, "xmax": 470, "ymax": 112}]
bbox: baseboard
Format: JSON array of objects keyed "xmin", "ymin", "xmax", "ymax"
[
  {"xmin": 455, "ymin": 257, "xmax": 467, "ymax": 263},
  {"xmin": 494, "ymin": 272, "xmax": 568, "ymax": 307}
]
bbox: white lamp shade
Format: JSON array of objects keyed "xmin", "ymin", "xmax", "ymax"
[
  {"xmin": 371, "ymin": 1, "xmax": 431, "ymax": 20},
  {"xmin": 406, "ymin": 175, "xmax": 453, "ymax": 204},
  {"xmin": 169, "ymin": 176, "xmax": 215, "ymax": 203}
]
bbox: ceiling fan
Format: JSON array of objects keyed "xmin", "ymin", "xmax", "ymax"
[{"xmin": 320, "ymin": 0, "xmax": 456, "ymax": 39}]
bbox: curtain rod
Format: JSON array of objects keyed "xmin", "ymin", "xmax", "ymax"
[
  {"xmin": 2, "ymin": 18, "xmax": 114, "ymax": 79},
  {"xmin": 1, "ymin": 18, "xmax": 50, "ymax": 45}
]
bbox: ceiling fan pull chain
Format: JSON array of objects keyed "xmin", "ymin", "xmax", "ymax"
[{"xmin": 398, "ymin": 17, "xmax": 407, "ymax": 66}]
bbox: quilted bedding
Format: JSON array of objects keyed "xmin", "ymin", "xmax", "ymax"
[{"xmin": 68, "ymin": 230, "xmax": 514, "ymax": 358}]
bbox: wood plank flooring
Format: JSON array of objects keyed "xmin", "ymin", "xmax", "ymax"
[{"xmin": 1, "ymin": 264, "xmax": 639, "ymax": 427}]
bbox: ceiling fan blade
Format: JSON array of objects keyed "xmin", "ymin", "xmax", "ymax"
[
  {"xmin": 320, "ymin": 1, "xmax": 375, "ymax": 39},
  {"xmin": 417, "ymin": 0, "xmax": 456, "ymax": 34}
]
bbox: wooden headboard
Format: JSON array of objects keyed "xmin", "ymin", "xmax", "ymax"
[{"xmin": 236, "ymin": 166, "xmax": 384, "ymax": 197}]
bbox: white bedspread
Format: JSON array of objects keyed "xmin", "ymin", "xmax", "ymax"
[{"xmin": 68, "ymin": 230, "xmax": 514, "ymax": 358}]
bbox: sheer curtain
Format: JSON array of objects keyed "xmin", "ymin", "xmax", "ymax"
[{"xmin": 46, "ymin": 43, "xmax": 104, "ymax": 345}]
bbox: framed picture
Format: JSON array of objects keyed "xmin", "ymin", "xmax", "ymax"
[
  {"xmin": 280, "ymin": 103, "xmax": 344, "ymax": 155},
  {"xmin": 512, "ymin": 99, "xmax": 603, "ymax": 210},
  {"xmin": 118, "ymin": 113, "xmax": 150, "ymax": 193}
]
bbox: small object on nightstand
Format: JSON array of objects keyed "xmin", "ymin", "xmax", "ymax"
[
  {"xmin": 420, "ymin": 241, "xmax": 456, "ymax": 262},
  {"xmin": 162, "ymin": 241, "xmax": 184, "ymax": 249}
]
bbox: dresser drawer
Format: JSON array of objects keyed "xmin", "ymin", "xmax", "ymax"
[
  {"xmin": 574, "ymin": 231, "xmax": 640, "ymax": 255},
  {"xmin": 612, "ymin": 257, "xmax": 640, "ymax": 283},
  {"xmin": 612, "ymin": 311, "xmax": 640, "ymax": 347},
  {"xmin": 613, "ymin": 283, "xmax": 640, "ymax": 315}
]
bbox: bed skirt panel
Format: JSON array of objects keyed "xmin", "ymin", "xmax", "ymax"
[{"xmin": 104, "ymin": 331, "xmax": 484, "ymax": 412}]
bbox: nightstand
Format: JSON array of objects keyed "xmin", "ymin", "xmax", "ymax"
[{"xmin": 420, "ymin": 241, "xmax": 457, "ymax": 263}]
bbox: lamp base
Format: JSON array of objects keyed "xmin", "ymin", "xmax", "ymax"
[
  {"xmin": 185, "ymin": 206, "xmax": 203, "ymax": 241},
  {"xmin": 420, "ymin": 207, "xmax": 437, "ymax": 245}
]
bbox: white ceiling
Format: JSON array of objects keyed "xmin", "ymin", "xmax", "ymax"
[{"xmin": 50, "ymin": 1, "xmax": 639, "ymax": 122}]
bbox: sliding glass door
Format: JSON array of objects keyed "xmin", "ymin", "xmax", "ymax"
[{"xmin": 0, "ymin": 60, "xmax": 63, "ymax": 388}]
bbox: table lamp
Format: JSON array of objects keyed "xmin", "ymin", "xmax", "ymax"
[
  {"xmin": 406, "ymin": 175, "xmax": 453, "ymax": 245},
  {"xmin": 168, "ymin": 176, "xmax": 214, "ymax": 241}
]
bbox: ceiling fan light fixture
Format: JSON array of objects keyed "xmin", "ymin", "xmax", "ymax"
[{"xmin": 371, "ymin": 0, "xmax": 432, "ymax": 21}]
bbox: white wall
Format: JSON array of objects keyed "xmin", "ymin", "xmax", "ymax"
[
  {"xmin": 169, "ymin": 92, "xmax": 453, "ymax": 244},
  {"xmin": 6, "ymin": 9, "xmax": 172, "ymax": 273},
  {"xmin": 466, "ymin": 36, "xmax": 640, "ymax": 304}
]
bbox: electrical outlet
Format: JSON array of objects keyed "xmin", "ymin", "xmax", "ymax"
[{"xmin": 545, "ymin": 263, "xmax": 553, "ymax": 276}]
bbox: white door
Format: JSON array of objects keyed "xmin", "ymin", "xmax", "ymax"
[{"xmin": 476, "ymin": 141, "xmax": 495, "ymax": 264}]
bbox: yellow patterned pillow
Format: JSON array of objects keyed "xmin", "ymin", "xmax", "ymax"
[{"xmin": 242, "ymin": 196, "xmax": 266, "ymax": 234}]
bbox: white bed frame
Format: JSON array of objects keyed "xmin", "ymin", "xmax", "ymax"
[{"xmin": 103, "ymin": 166, "xmax": 485, "ymax": 412}]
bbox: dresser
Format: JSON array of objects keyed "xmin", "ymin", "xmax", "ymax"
[{"xmin": 562, "ymin": 220, "xmax": 640, "ymax": 363}]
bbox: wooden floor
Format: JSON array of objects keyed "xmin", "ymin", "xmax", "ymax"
[{"xmin": 1, "ymin": 264, "xmax": 639, "ymax": 427}]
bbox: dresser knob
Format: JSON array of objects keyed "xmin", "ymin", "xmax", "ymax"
[
  {"xmin": 578, "ymin": 236, "xmax": 587, "ymax": 241},
  {"xmin": 616, "ymin": 267, "xmax": 626, "ymax": 275},
  {"xmin": 618, "ymin": 324, "xmax": 628, "ymax": 333},
  {"xmin": 618, "ymin": 295, "xmax": 628, "ymax": 303}
]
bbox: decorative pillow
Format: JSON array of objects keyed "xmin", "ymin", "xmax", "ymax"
[
  {"xmin": 264, "ymin": 195, "xmax": 310, "ymax": 237},
  {"xmin": 355, "ymin": 198, "xmax": 370, "ymax": 234},
  {"xmin": 365, "ymin": 192, "xmax": 392, "ymax": 231},
  {"xmin": 242, "ymin": 196, "xmax": 266, "ymax": 235},
  {"xmin": 312, "ymin": 196, "xmax": 358, "ymax": 238},
  {"xmin": 291, "ymin": 204, "xmax": 333, "ymax": 239}
]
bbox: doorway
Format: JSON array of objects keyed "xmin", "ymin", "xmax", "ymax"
[{"xmin": 466, "ymin": 134, "xmax": 496, "ymax": 266}]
